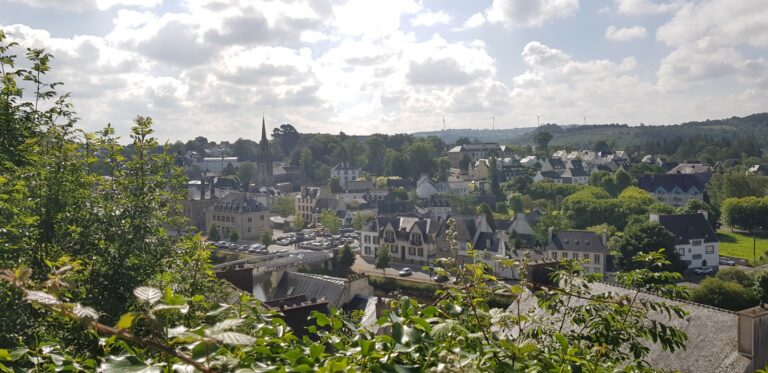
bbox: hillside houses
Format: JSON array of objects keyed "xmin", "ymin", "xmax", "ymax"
[{"xmin": 638, "ymin": 173, "xmax": 711, "ymax": 207}]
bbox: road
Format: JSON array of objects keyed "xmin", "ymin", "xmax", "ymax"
[{"xmin": 351, "ymin": 254, "xmax": 433, "ymax": 282}]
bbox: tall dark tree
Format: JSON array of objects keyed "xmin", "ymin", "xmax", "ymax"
[
  {"xmin": 533, "ymin": 131, "xmax": 553, "ymax": 152},
  {"xmin": 614, "ymin": 221, "xmax": 683, "ymax": 272}
]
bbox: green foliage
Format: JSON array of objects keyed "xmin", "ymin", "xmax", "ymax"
[
  {"xmin": 478, "ymin": 202, "xmax": 496, "ymax": 230},
  {"xmin": 533, "ymin": 130, "xmax": 553, "ymax": 152},
  {"xmin": 271, "ymin": 195, "xmax": 295, "ymax": 217},
  {"xmin": 375, "ymin": 247, "xmax": 391, "ymax": 271},
  {"xmin": 293, "ymin": 213, "xmax": 305, "ymax": 231},
  {"xmin": 527, "ymin": 182, "xmax": 587, "ymax": 200},
  {"xmin": 722, "ymin": 196, "xmax": 768, "ymax": 233},
  {"xmin": 754, "ymin": 271, "xmax": 768, "ymax": 303},
  {"xmin": 533, "ymin": 211, "xmax": 571, "ymax": 244},
  {"xmin": 589, "ymin": 169, "xmax": 635, "ymax": 196},
  {"xmin": 614, "ymin": 221, "xmax": 683, "ymax": 272},
  {"xmin": 707, "ymin": 171, "xmax": 768, "ymax": 207},
  {"xmin": 236, "ymin": 162, "xmax": 255, "ymax": 190},
  {"xmin": 229, "ymin": 230, "xmax": 240, "ymax": 242},
  {"xmin": 715, "ymin": 268, "xmax": 755, "ymax": 288},
  {"xmin": 352, "ymin": 213, "xmax": 365, "ymax": 231},
  {"xmin": 681, "ymin": 199, "xmax": 721, "ymax": 230},
  {"xmin": 689, "ymin": 277, "xmax": 759, "ymax": 311},
  {"xmin": 336, "ymin": 244, "xmax": 355, "ymax": 274},
  {"xmin": 319, "ymin": 209, "xmax": 341, "ymax": 234},
  {"xmin": 329, "ymin": 176, "xmax": 342, "ymax": 193},
  {"xmin": 260, "ymin": 230, "xmax": 272, "ymax": 246},
  {"xmin": 208, "ymin": 225, "xmax": 221, "ymax": 241}
]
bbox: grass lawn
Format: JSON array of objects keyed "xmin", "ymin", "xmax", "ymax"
[{"xmin": 717, "ymin": 230, "xmax": 768, "ymax": 265}]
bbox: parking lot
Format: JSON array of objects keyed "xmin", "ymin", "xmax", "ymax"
[{"xmin": 208, "ymin": 228, "xmax": 359, "ymax": 257}]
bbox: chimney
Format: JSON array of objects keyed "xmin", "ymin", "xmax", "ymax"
[
  {"xmin": 737, "ymin": 306, "xmax": 768, "ymax": 369},
  {"xmin": 210, "ymin": 177, "xmax": 215, "ymax": 198},
  {"xmin": 601, "ymin": 232, "xmax": 608, "ymax": 247},
  {"xmin": 649, "ymin": 213, "xmax": 660, "ymax": 223},
  {"xmin": 698, "ymin": 209, "xmax": 709, "ymax": 221},
  {"xmin": 199, "ymin": 177, "xmax": 206, "ymax": 200}
]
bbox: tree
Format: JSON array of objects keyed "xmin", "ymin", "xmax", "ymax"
[
  {"xmin": 455, "ymin": 137, "xmax": 471, "ymax": 146},
  {"xmin": 293, "ymin": 214, "xmax": 305, "ymax": 231},
  {"xmin": 715, "ymin": 268, "xmax": 755, "ymax": 288},
  {"xmin": 478, "ymin": 202, "xmax": 496, "ymax": 231},
  {"xmin": 614, "ymin": 221, "xmax": 683, "ymax": 272},
  {"xmin": 337, "ymin": 244, "xmax": 356, "ymax": 273},
  {"xmin": 272, "ymin": 195, "xmax": 295, "ymax": 217},
  {"xmin": 260, "ymin": 230, "xmax": 272, "ymax": 246},
  {"xmin": 364, "ymin": 135, "xmax": 387, "ymax": 175},
  {"xmin": 533, "ymin": 211, "xmax": 572, "ymax": 244},
  {"xmin": 384, "ymin": 150, "xmax": 410, "ymax": 178},
  {"xmin": 690, "ymin": 277, "xmax": 758, "ymax": 311},
  {"xmin": 272, "ymin": 123, "xmax": 300, "ymax": 159},
  {"xmin": 375, "ymin": 247, "xmax": 391, "ymax": 272},
  {"xmin": 237, "ymin": 162, "xmax": 256, "ymax": 190},
  {"xmin": 329, "ymin": 176, "xmax": 342, "ymax": 193},
  {"xmin": 722, "ymin": 196, "xmax": 768, "ymax": 263},
  {"xmin": 352, "ymin": 213, "xmax": 365, "ymax": 231},
  {"xmin": 230, "ymin": 230, "xmax": 240, "ymax": 242},
  {"xmin": 593, "ymin": 140, "xmax": 611, "ymax": 154},
  {"xmin": 489, "ymin": 157, "xmax": 503, "ymax": 199},
  {"xmin": 208, "ymin": 225, "xmax": 221, "ymax": 241},
  {"xmin": 682, "ymin": 199, "xmax": 721, "ymax": 230},
  {"xmin": 533, "ymin": 131, "xmax": 553, "ymax": 152},
  {"xmin": 406, "ymin": 140, "xmax": 438, "ymax": 179},
  {"xmin": 436, "ymin": 157, "xmax": 451, "ymax": 181},
  {"xmin": 319, "ymin": 209, "xmax": 341, "ymax": 234},
  {"xmin": 223, "ymin": 162, "xmax": 237, "ymax": 176},
  {"xmin": 508, "ymin": 193, "xmax": 524, "ymax": 213},
  {"xmin": 459, "ymin": 154, "xmax": 471, "ymax": 174}
]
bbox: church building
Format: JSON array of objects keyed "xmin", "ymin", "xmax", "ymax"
[{"xmin": 255, "ymin": 116, "xmax": 273, "ymax": 187}]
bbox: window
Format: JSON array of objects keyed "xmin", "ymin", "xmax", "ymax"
[
  {"xmin": 562, "ymin": 252, "xmax": 568, "ymax": 259},
  {"xmin": 594, "ymin": 254, "xmax": 600, "ymax": 264},
  {"xmin": 583, "ymin": 253, "xmax": 588, "ymax": 260},
  {"xmin": 692, "ymin": 254, "xmax": 702, "ymax": 260},
  {"xmin": 678, "ymin": 248, "xmax": 685, "ymax": 256},
  {"xmin": 705, "ymin": 245, "xmax": 714, "ymax": 254},
  {"xmin": 408, "ymin": 247, "xmax": 415, "ymax": 255},
  {"xmin": 411, "ymin": 233, "xmax": 422, "ymax": 245},
  {"xmin": 691, "ymin": 240, "xmax": 703, "ymax": 246},
  {"xmin": 260, "ymin": 215, "xmax": 265, "ymax": 221},
  {"xmin": 364, "ymin": 247, "xmax": 371, "ymax": 255},
  {"xmin": 390, "ymin": 246, "xmax": 397, "ymax": 254},
  {"xmin": 247, "ymin": 216, "xmax": 252, "ymax": 222},
  {"xmin": 418, "ymin": 248, "xmax": 423, "ymax": 257},
  {"xmin": 247, "ymin": 227, "xmax": 252, "ymax": 233},
  {"xmin": 364, "ymin": 236, "xmax": 371, "ymax": 244},
  {"xmin": 384, "ymin": 231, "xmax": 395, "ymax": 242},
  {"xmin": 374, "ymin": 237, "xmax": 379, "ymax": 244}
]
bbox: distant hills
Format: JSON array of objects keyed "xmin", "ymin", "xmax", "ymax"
[{"xmin": 412, "ymin": 113, "xmax": 768, "ymax": 149}]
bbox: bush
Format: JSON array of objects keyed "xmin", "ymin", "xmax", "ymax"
[{"xmin": 690, "ymin": 277, "xmax": 759, "ymax": 311}]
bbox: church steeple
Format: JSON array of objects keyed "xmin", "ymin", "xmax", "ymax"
[
  {"xmin": 255, "ymin": 115, "xmax": 273, "ymax": 187},
  {"xmin": 260, "ymin": 115, "xmax": 267, "ymax": 144}
]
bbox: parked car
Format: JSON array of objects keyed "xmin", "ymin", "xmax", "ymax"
[
  {"xmin": 432, "ymin": 274, "xmax": 450, "ymax": 283},
  {"xmin": 719, "ymin": 258, "xmax": 736, "ymax": 266},
  {"xmin": 399, "ymin": 268, "xmax": 413, "ymax": 277},
  {"xmin": 693, "ymin": 267, "xmax": 714, "ymax": 275}
]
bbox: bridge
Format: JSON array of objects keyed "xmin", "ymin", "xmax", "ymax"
[{"xmin": 214, "ymin": 251, "xmax": 334, "ymax": 293}]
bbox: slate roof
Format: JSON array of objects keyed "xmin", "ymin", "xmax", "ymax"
[
  {"xmin": 331, "ymin": 162, "xmax": 359, "ymax": 171},
  {"xmin": 667, "ymin": 163, "xmax": 712, "ymax": 174},
  {"xmin": 547, "ymin": 230, "xmax": 607, "ymax": 253},
  {"xmin": 210, "ymin": 192, "xmax": 267, "ymax": 213},
  {"xmin": 510, "ymin": 282, "xmax": 751, "ymax": 373},
  {"xmin": 537, "ymin": 171, "xmax": 562, "ymax": 180},
  {"xmin": 548, "ymin": 158, "xmax": 565, "ymax": 169},
  {"xmin": 562, "ymin": 168, "xmax": 588, "ymax": 178},
  {"xmin": 637, "ymin": 173, "xmax": 711, "ymax": 193},
  {"xmin": 655, "ymin": 213, "xmax": 718, "ymax": 245},
  {"xmin": 346, "ymin": 180, "xmax": 375, "ymax": 192},
  {"xmin": 271, "ymin": 272, "xmax": 346, "ymax": 307}
]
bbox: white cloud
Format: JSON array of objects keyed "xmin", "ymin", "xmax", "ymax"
[
  {"xmin": 410, "ymin": 11, "xmax": 451, "ymax": 27},
  {"xmin": 656, "ymin": 0, "xmax": 768, "ymax": 92},
  {"xmin": 461, "ymin": 12, "xmax": 486, "ymax": 30},
  {"xmin": 615, "ymin": 0, "xmax": 682, "ymax": 15},
  {"xmin": 605, "ymin": 25, "xmax": 647, "ymax": 42},
  {"xmin": 3, "ymin": 0, "xmax": 161, "ymax": 11},
  {"xmin": 486, "ymin": 0, "xmax": 579, "ymax": 28}
]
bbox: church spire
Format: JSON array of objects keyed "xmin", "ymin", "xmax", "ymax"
[{"xmin": 261, "ymin": 115, "xmax": 267, "ymax": 143}]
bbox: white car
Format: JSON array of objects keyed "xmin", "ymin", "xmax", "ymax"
[
  {"xmin": 693, "ymin": 267, "xmax": 714, "ymax": 275},
  {"xmin": 719, "ymin": 258, "xmax": 736, "ymax": 266},
  {"xmin": 399, "ymin": 268, "xmax": 413, "ymax": 277}
]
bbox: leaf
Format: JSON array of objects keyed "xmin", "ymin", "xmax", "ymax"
[
  {"xmin": 208, "ymin": 318, "xmax": 244, "ymax": 334},
  {"xmin": 151, "ymin": 304, "xmax": 189, "ymax": 315},
  {"xmin": 209, "ymin": 332, "xmax": 256, "ymax": 346},
  {"xmin": 25, "ymin": 291, "xmax": 59, "ymax": 305},
  {"xmin": 100, "ymin": 355, "xmax": 161, "ymax": 373},
  {"xmin": 116, "ymin": 313, "xmax": 139, "ymax": 330},
  {"xmin": 73, "ymin": 304, "xmax": 99, "ymax": 320},
  {"xmin": 133, "ymin": 287, "xmax": 162, "ymax": 305},
  {"xmin": 0, "ymin": 350, "xmax": 10, "ymax": 362},
  {"xmin": 167, "ymin": 326, "xmax": 188, "ymax": 338}
]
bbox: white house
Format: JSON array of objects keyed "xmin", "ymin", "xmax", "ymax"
[
  {"xmin": 638, "ymin": 174, "xmax": 711, "ymax": 207},
  {"xmin": 651, "ymin": 212, "xmax": 719, "ymax": 270},
  {"xmin": 546, "ymin": 229, "xmax": 609, "ymax": 275},
  {"xmin": 331, "ymin": 162, "xmax": 361, "ymax": 189}
]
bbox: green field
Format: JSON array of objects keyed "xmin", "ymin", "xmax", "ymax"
[{"xmin": 717, "ymin": 230, "xmax": 768, "ymax": 265}]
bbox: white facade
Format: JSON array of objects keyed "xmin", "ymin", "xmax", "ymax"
[
  {"xmin": 331, "ymin": 163, "xmax": 361, "ymax": 189},
  {"xmin": 652, "ymin": 186, "xmax": 704, "ymax": 207},
  {"xmin": 674, "ymin": 240, "xmax": 718, "ymax": 269},
  {"xmin": 193, "ymin": 157, "xmax": 240, "ymax": 174}
]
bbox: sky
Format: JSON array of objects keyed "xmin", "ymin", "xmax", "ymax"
[{"xmin": 1, "ymin": 0, "xmax": 767, "ymax": 142}]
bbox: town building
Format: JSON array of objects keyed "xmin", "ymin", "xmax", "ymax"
[
  {"xmin": 651, "ymin": 212, "xmax": 719, "ymax": 270},
  {"xmin": 545, "ymin": 229, "xmax": 608, "ymax": 275},
  {"xmin": 294, "ymin": 186, "xmax": 347, "ymax": 226},
  {"xmin": 331, "ymin": 162, "xmax": 361, "ymax": 189},
  {"xmin": 205, "ymin": 192, "xmax": 271, "ymax": 240},
  {"xmin": 360, "ymin": 216, "xmax": 438, "ymax": 264},
  {"xmin": 666, "ymin": 163, "xmax": 712, "ymax": 174},
  {"xmin": 560, "ymin": 167, "xmax": 589, "ymax": 185},
  {"xmin": 192, "ymin": 157, "xmax": 240, "ymax": 174},
  {"xmin": 637, "ymin": 173, "xmax": 711, "ymax": 207},
  {"xmin": 533, "ymin": 170, "xmax": 563, "ymax": 183},
  {"xmin": 255, "ymin": 117, "xmax": 274, "ymax": 187},
  {"xmin": 446, "ymin": 143, "xmax": 505, "ymax": 169},
  {"xmin": 434, "ymin": 215, "xmax": 512, "ymax": 278}
]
